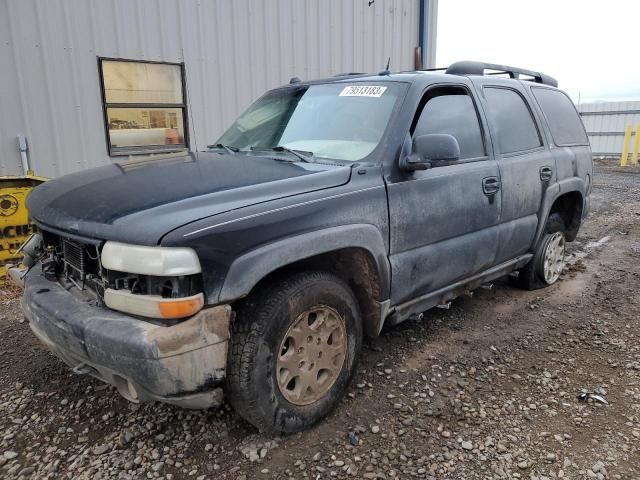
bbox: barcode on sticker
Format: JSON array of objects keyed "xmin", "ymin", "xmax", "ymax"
[{"xmin": 339, "ymin": 85, "xmax": 387, "ymax": 98}]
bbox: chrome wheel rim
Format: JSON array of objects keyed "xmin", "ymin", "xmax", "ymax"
[
  {"xmin": 276, "ymin": 306, "xmax": 347, "ymax": 406},
  {"xmin": 543, "ymin": 231, "xmax": 565, "ymax": 284}
]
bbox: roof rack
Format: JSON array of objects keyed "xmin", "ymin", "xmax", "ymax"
[
  {"xmin": 445, "ymin": 61, "xmax": 558, "ymax": 87},
  {"xmin": 333, "ymin": 72, "xmax": 367, "ymax": 77}
]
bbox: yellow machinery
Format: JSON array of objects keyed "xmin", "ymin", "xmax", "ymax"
[{"xmin": 0, "ymin": 174, "xmax": 47, "ymax": 277}]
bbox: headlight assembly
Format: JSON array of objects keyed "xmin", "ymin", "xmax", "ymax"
[
  {"xmin": 101, "ymin": 241, "xmax": 201, "ymax": 276},
  {"xmin": 101, "ymin": 241, "xmax": 203, "ymax": 319}
]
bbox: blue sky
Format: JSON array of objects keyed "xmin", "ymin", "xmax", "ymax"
[{"xmin": 436, "ymin": 0, "xmax": 640, "ymax": 103}]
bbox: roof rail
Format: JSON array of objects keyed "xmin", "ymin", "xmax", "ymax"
[
  {"xmin": 445, "ymin": 61, "xmax": 558, "ymax": 87},
  {"xmin": 333, "ymin": 72, "xmax": 367, "ymax": 77}
]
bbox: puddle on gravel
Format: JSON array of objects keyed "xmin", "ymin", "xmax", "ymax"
[{"xmin": 549, "ymin": 275, "xmax": 588, "ymax": 302}]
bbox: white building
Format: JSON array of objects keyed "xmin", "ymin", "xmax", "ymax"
[
  {"xmin": 0, "ymin": 0, "xmax": 438, "ymax": 178},
  {"xmin": 578, "ymin": 101, "xmax": 640, "ymax": 158}
]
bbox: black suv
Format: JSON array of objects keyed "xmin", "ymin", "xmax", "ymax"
[{"xmin": 12, "ymin": 61, "xmax": 592, "ymax": 433}]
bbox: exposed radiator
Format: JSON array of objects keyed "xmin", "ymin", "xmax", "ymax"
[{"xmin": 62, "ymin": 238, "xmax": 89, "ymax": 280}]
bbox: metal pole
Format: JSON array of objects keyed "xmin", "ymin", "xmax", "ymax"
[
  {"xmin": 632, "ymin": 124, "xmax": 640, "ymax": 166},
  {"xmin": 620, "ymin": 125, "xmax": 632, "ymax": 166},
  {"xmin": 418, "ymin": 0, "xmax": 425, "ymax": 69},
  {"xmin": 419, "ymin": 0, "xmax": 438, "ymax": 69},
  {"xmin": 17, "ymin": 135, "xmax": 30, "ymax": 175}
]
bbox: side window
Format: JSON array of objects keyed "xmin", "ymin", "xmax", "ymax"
[
  {"xmin": 532, "ymin": 87, "xmax": 589, "ymax": 146},
  {"xmin": 412, "ymin": 89, "xmax": 485, "ymax": 160},
  {"xmin": 483, "ymin": 87, "xmax": 542, "ymax": 154}
]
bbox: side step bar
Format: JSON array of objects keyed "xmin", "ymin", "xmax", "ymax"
[{"xmin": 385, "ymin": 254, "xmax": 532, "ymax": 327}]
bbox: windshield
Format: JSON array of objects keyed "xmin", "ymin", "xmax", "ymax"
[{"xmin": 215, "ymin": 83, "xmax": 402, "ymax": 161}]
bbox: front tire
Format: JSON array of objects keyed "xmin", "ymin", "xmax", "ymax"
[
  {"xmin": 226, "ymin": 271, "xmax": 362, "ymax": 433},
  {"xmin": 512, "ymin": 213, "xmax": 567, "ymax": 290}
]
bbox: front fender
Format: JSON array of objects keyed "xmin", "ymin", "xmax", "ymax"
[{"xmin": 217, "ymin": 224, "xmax": 390, "ymax": 303}]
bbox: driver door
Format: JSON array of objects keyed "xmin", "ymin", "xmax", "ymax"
[{"xmin": 386, "ymin": 85, "xmax": 502, "ymax": 305}]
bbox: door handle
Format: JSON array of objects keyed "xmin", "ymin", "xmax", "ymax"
[
  {"xmin": 482, "ymin": 176, "xmax": 500, "ymax": 195},
  {"xmin": 540, "ymin": 166, "xmax": 553, "ymax": 181}
]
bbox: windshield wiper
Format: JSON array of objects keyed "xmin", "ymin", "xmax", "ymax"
[
  {"xmin": 207, "ymin": 143, "xmax": 239, "ymax": 154},
  {"xmin": 251, "ymin": 146, "xmax": 314, "ymax": 163}
]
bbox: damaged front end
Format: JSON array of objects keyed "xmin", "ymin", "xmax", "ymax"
[{"xmin": 11, "ymin": 231, "xmax": 231, "ymax": 409}]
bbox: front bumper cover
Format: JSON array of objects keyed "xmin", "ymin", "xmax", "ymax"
[{"xmin": 19, "ymin": 266, "xmax": 230, "ymax": 409}]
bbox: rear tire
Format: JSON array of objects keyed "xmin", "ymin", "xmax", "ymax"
[
  {"xmin": 512, "ymin": 213, "xmax": 566, "ymax": 290},
  {"xmin": 226, "ymin": 271, "xmax": 362, "ymax": 433}
]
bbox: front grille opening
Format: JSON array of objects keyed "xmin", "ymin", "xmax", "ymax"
[
  {"xmin": 39, "ymin": 230, "xmax": 103, "ymax": 294},
  {"xmin": 60, "ymin": 239, "xmax": 100, "ymax": 289},
  {"xmin": 62, "ymin": 239, "xmax": 88, "ymax": 279}
]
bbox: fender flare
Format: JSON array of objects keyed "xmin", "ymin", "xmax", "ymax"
[
  {"xmin": 217, "ymin": 224, "xmax": 390, "ymax": 304},
  {"xmin": 532, "ymin": 178, "xmax": 586, "ymax": 248}
]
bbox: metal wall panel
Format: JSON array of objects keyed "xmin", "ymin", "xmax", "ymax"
[
  {"xmin": 578, "ymin": 101, "xmax": 640, "ymax": 156},
  {"xmin": 0, "ymin": 0, "xmax": 425, "ymax": 178}
]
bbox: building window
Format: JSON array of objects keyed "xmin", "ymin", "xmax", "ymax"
[{"xmin": 99, "ymin": 59, "xmax": 188, "ymax": 156}]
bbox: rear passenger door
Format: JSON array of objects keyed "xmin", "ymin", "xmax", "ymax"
[
  {"xmin": 472, "ymin": 79, "xmax": 552, "ymax": 263},
  {"xmin": 387, "ymin": 84, "xmax": 501, "ymax": 305}
]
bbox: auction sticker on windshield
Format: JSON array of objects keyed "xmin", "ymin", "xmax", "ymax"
[{"xmin": 339, "ymin": 85, "xmax": 387, "ymax": 98}]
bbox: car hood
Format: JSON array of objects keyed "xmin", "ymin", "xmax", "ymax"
[{"xmin": 27, "ymin": 152, "xmax": 352, "ymax": 244}]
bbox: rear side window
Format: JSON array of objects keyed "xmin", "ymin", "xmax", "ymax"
[
  {"xmin": 532, "ymin": 87, "xmax": 589, "ymax": 146},
  {"xmin": 483, "ymin": 87, "xmax": 542, "ymax": 154},
  {"xmin": 413, "ymin": 91, "xmax": 485, "ymax": 160}
]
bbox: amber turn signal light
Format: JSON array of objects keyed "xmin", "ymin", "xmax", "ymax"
[
  {"xmin": 104, "ymin": 289, "xmax": 204, "ymax": 320},
  {"xmin": 158, "ymin": 296, "xmax": 205, "ymax": 319}
]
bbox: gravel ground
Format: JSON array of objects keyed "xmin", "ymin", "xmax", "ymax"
[{"xmin": 1, "ymin": 161, "xmax": 639, "ymax": 480}]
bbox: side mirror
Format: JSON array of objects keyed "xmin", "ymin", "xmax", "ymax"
[{"xmin": 400, "ymin": 133, "xmax": 460, "ymax": 171}]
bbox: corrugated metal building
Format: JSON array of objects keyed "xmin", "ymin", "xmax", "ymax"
[
  {"xmin": 0, "ymin": 0, "xmax": 437, "ymax": 178},
  {"xmin": 578, "ymin": 101, "xmax": 640, "ymax": 157}
]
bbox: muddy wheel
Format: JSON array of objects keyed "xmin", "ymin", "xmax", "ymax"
[
  {"xmin": 540, "ymin": 231, "xmax": 566, "ymax": 284},
  {"xmin": 226, "ymin": 271, "xmax": 362, "ymax": 433},
  {"xmin": 512, "ymin": 213, "xmax": 566, "ymax": 290}
]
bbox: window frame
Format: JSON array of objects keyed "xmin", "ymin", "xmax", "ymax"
[
  {"xmin": 98, "ymin": 57, "xmax": 190, "ymax": 156},
  {"xmin": 410, "ymin": 83, "xmax": 489, "ymax": 165},
  {"xmin": 530, "ymin": 86, "xmax": 589, "ymax": 147},
  {"xmin": 482, "ymin": 85, "xmax": 544, "ymax": 157}
]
